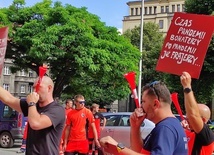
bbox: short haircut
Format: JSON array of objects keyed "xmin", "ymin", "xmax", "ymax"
[
  {"xmin": 90, "ymin": 103, "xmax": 99, "ymax": 111},
  {"xmin": 74, "ymin": 94, "xmax": 84, "ymax": 101},
  {"xmin": 91, "ymin": 103, "xmax": 99, "ymax": 108},
  {"xmin": 65, "ymin": 99, "xmax": 73, "ymax": 105},
  {"xmin": 142, "ymin": 81, "xmax": 171, "ymax": 104}
]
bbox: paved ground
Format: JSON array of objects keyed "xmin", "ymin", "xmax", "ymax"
[{"xmin": 0, "ymin": 140, "xmax": 22, "ymax": 155}]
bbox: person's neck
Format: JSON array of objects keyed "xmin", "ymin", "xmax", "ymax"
[
  {"xmin": 65, "ymin": 106, "xmax": 70, "ymax": 110},
  {"xmin": 38, "ymin": 99, "xmax": 54, "ymax": 107},
  {"xmin": 154, "ymin": 108, "xmax": 175, "ymax": 124}
]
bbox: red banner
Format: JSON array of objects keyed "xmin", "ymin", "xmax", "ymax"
[
  {"xmin": 156, "ymin": 12, "xmax": 214, "ymax": 79},
  {"xmin": 0, "ymin": 27, "xmax": 8, "ymax": 75}
]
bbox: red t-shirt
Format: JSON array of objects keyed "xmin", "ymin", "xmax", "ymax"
[{"xmin": 66, "ymin": 107, "xmax": 94, "ymax": 141}]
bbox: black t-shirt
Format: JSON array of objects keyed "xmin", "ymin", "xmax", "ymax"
[
  {"xmin": 20, "ymin": 99, "xmax": 65, "ymax": 155},
  {"xmin": 192, "ymin": 124, "xmax": 214, "ymax": 155}
]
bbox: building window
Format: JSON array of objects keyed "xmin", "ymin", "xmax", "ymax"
[
  {"xmin": 161, "ymin": 6, "xmax": 164, "ymax": 13},
  {"xmin": 159, "ymin": 20, "xmax": 164, "ymax": 29},
  {"xmin": 135, "ymin": 8, "xmax": 138, "ymax": 15},
  {"xmin": 144, "ymin": 7, "xmax": 147, "ymax": 14},
  {"xmin": 140, "ymin": 7, "xmax": 142, "ymax": 15},
  {"xmin": 3, "ymin": 84, "xmax": 9, "ymax": 91},
  {"xmin": 20, "ymin": 85, "xmax": 26, "ymax": 93},
  {"xmin": 131, "ymin": 8, "xmax": 134, "ymax": 15},
  {"xmin": 149, "ymin": 7, "xmax": 152, "ymax": 14},
  {"xmin": 4, "ymin": 66, "xmax": 10, "ymax": 75},
  {"xmin": 154, "ymin": 6, "xmax": 157, "ymax": 14},
  {"xmin": 166, "ymin": 6, "xmax": 169, "ymax": 13},
  {"xmin": 172, "ymin": 5, "xmax": 175, "ymax": 12},
  {"xmin": 177, "ymin": 4, "xmax": 180, "ymax": 12},
  {"xmin": 28, "ymin": 85, "xmax": 33, "ymax": 93},
  {"xmin": 29, "ymin": 71, "xmax": 33, "ymax": 77}
]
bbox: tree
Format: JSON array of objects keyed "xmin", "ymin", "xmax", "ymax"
[
  {"xmin": 0, "ymin": 0, "xmax": 140, "ymax": 104},
  {"xmin": 123, "ymin": 22, "xmax": 165, "ymax": 86},
  {"xmin": 185, "ymin": 0, "xmax": 214, "ymax": 15}
]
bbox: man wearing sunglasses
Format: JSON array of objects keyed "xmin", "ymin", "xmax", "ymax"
[
  {"xmin": 180, "ymin": 72, "xmax": 214, "ymax": 155},
  {"xmin": 63, "ymin": 94, "xmax": 100, "ymax": 155},
  {"xmin": 100, "ymin": 81, "xmax": 187, "ymax": 155}
]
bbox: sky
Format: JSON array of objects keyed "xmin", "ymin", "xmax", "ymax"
[{"xmin": 0, "ymin": 0, "xmax": 132, "ymax": 31}]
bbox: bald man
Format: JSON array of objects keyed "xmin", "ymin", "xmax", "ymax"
[
  {"xmin": 181, "ymin": 72, "xmax": 214, "ymax": 155},
  {"xmin": 0, "ymin": 76, "xmax": 65, "ymax": 155}
]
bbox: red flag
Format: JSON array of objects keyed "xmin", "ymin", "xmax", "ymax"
[{"xmin": 0, "ymin": 27, "xmax": 8, "ymax": 75}]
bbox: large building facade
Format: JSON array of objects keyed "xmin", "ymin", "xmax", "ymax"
[{"xmin": 122, "ymin": 0, "xmax": 185, "ymax": 34}]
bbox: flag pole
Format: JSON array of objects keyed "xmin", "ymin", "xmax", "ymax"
[{"xmin": 138, "ymin": 0, "xmax": 145, "ymax": 105}]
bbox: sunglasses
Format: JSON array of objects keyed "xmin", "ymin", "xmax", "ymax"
[
  {"xmin": 77, "ymin": 101, "xmax": 86, "ymax": 104},
  {"xmin": 149, "ymin": 81, "xmax": 160, "ymax": 100}
]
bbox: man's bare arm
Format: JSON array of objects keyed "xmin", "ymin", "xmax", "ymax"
[
  {"xmin": 0, "ymin": 87, "xmax": 21, "ymax": 112},
  {"xmin": 91, "ymin": 122, "xmax": 101, "ymax": 147},
  {"xmin": 181, "ymin": 72, "xmax": 204, "ymax": 133},
  {"xmin": 102, "ymin": 117, "xmax": 106, "ymax": 129},
  {"xmin": 28, "ymin": 106, "xmax": 52, "ymax": 130}
]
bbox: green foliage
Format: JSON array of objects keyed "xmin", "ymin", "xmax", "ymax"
[
  {"xmin": 123, "ymin": 22, "xmax": 165, "ymax": 86},
  {"xmin": 2, "ymin": 0, "xmax": 140, "ymax": 104},
  {"xmin": 185, "ymin": 0, "xmax": 214, "ymax": 15}
]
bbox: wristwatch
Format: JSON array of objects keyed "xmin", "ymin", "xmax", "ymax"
[
  {"xmin": 28, "ymin": 102, "xmax": 36, "ymax": 107},
  {"xmin": 183, "ymin": 87, "xmax": 192, "ymax": 94},
  {"xmin": 117, "ymin": 143, "xmax": 125, "ymax": 153}
]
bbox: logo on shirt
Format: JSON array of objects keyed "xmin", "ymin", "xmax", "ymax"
[{"xmin": 81, "ymin": 113, "xmax": 86, "ymax": 117}]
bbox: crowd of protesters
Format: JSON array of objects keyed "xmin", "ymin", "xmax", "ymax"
[{"xmin": 1, "ymin": 71, "xmax": 213, "ymax": 155}]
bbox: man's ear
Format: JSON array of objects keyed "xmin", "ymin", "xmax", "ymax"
[
  {"xmin": 48, "ymin": 85, "xmax": 53, "ymax": 92},
  {"xmin": 154, "ymin": 99, "xmax": 160, "ymax": 108},
  {"xmin": 201, "ymin": 117, "xmax": 206, "ymax": 123}
]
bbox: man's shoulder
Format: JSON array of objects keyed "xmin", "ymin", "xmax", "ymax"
[
  {"xmin": 198, "ymin": 123, "xmax": 214, "ymax": 136},
  {"xmin": 156, "ymin": 117, "xmax": 184, "ymax": 131},
  {"xmin": 47, "ymin": 101, "xmax": 65, "ymax": 113}
]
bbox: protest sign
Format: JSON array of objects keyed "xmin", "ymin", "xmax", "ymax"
[
  {"xmin": 156, "ymin": 12, "xmax": 214, "ymax": 79},
  {"xmin": 0, "ymin": 27, "xmax": 9, "ymax": 75}
]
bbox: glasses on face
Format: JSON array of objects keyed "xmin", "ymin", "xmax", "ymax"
[
  {"xmin": 77, "ymin": 101, "xmax": 86, "ymax": 104},
  {"xmin": 149, "ymin": 81, "xmax": 160, "ymax": 100}
]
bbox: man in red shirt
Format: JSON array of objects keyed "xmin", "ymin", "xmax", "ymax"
[
  {"xmin": 88, "ymin": 103, "xmax": 106, "ymax": 155},
  {"xmin": 63, "ymin": 95, "xmax": 100, "ymax": 155}
]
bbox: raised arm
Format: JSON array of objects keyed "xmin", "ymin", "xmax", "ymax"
[
  {"xmin": 0, "ymin": 86, "xmax": 21, "ymax": 112},
  {"xmin": 180, "ymin": 72, "xmax": 204, "ymax": 133}
]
